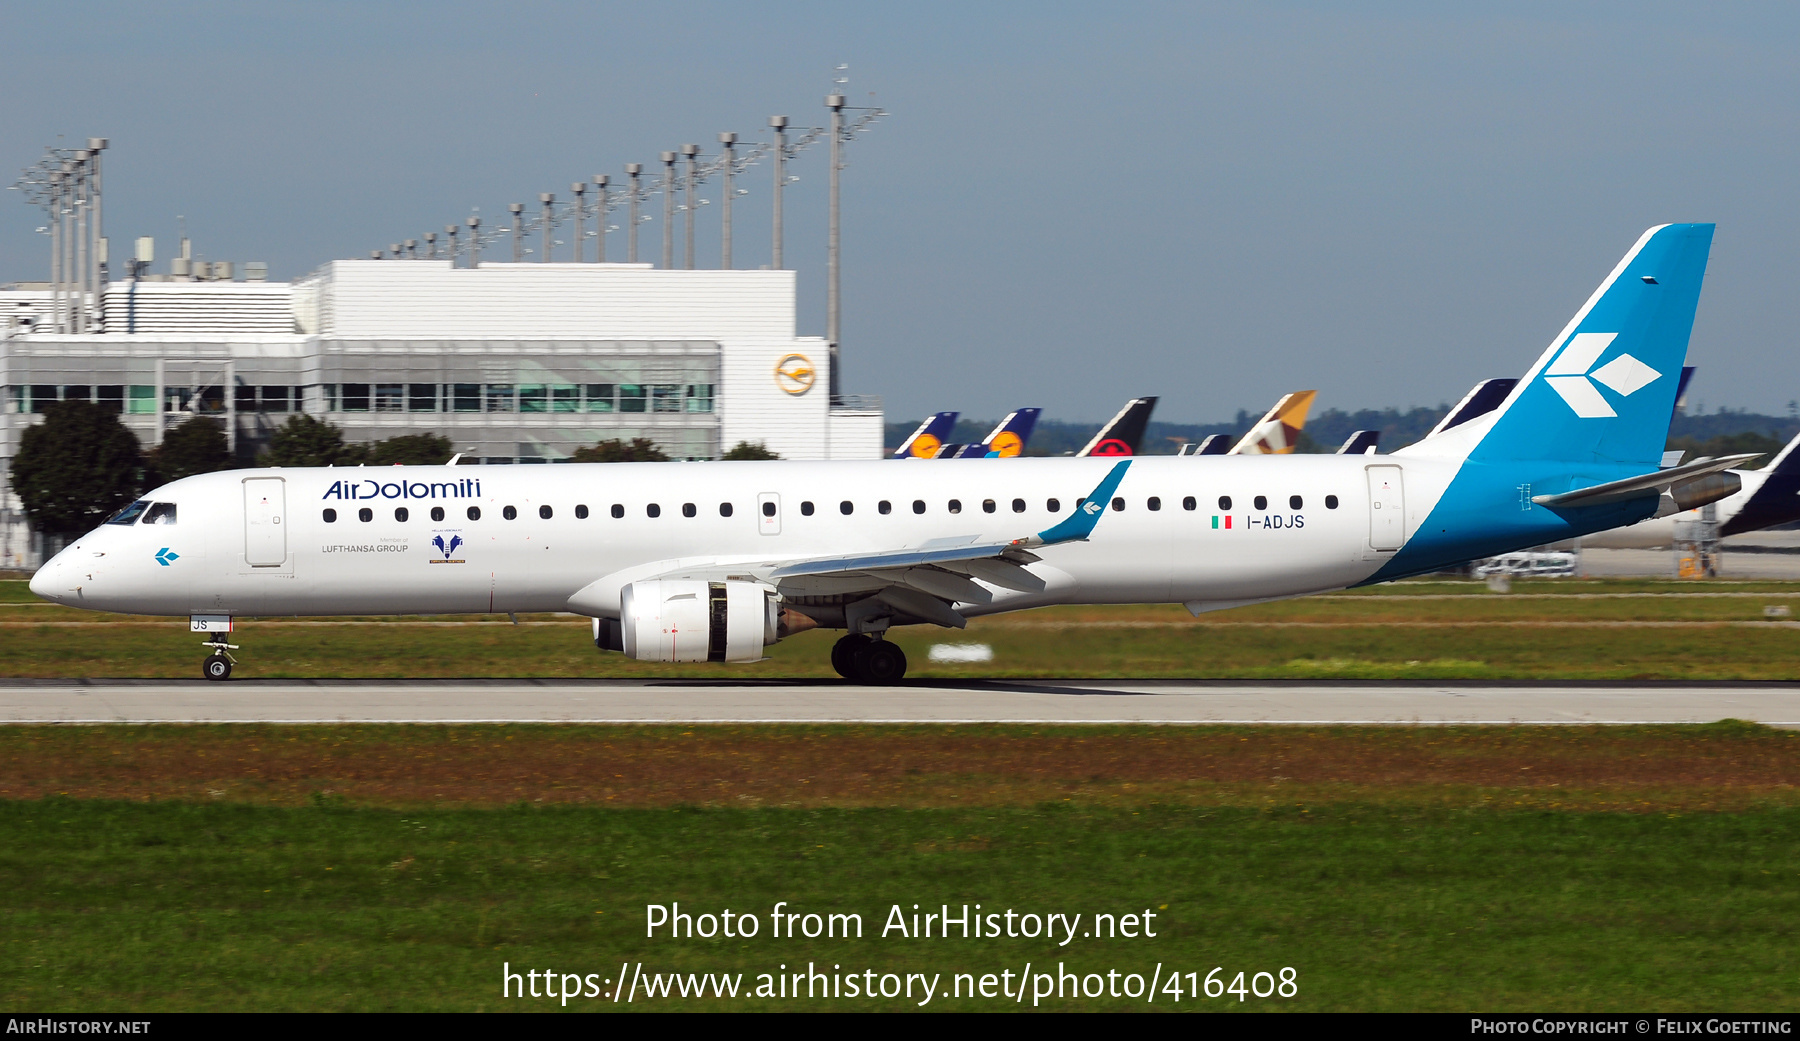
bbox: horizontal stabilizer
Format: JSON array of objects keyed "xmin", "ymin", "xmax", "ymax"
[{"xmin": 1531, "ymin": 453, "xmax": 1761, "ymax": 509}]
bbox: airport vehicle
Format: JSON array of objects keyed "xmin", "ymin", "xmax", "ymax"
[
  {"xmin": 1078, "ymin": 397, "xmax": 1158, "ymax": 456},
  {"xmin": 892, "ymin": 411, "xmax": 959, "ymax": 459},
  {"xmin": 933, "ymin": 408, "xmax": 1042, "ymax": 458},
  {"xmin": 31, "ymin": 224, "xmax": 1745, "ymax": 685},
  {"xmin": 1473, "ymin": 551, "xmax": 1578, "ymax": 578}
]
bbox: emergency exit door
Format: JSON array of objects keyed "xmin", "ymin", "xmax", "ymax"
[
  {"xmin": 1366, "ymin": 465, "xmax": 1405, "ymax": 552},
  {"xmin": 243, "ymin": 477, "xmax": 287, "ymax": 566},
  {"xmin": 756, "ymin": 492, "xmax": 782, "ymax": 535}
]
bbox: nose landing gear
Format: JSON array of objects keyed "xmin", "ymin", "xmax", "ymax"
[
  {"xmin": 201, "ymin": 637, "xmax": 238, "ymax": 681},
  {"xmin": 830, "ymin": 633, "xmax": 907, "ymax": 685}
]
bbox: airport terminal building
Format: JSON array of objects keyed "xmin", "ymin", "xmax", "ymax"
[{"xmin": 0, "ymin": 261, "xmax": 884, "ymax": 567}]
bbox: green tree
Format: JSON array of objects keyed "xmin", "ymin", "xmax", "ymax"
[
  {"xmin": 720, "ymin": 440, "xmax": 780, "ymax": 460},
  {"xmin": 570, "ymin": 437, "xmax": 669, "ymax": 463},
  {"xmin": 367, "ymin": 433, "xmax": 454, "ymax": 466},
  {"xmin": 10, "ymin": 400, "xmax": 145, "ymax": 538},
  {"xmin": 149, "ymin": 416, "xmax": 232, "ymax": 482},
  {"xmin": 260, "ymin": 414, "xmax": 367, "ymax": 467}
]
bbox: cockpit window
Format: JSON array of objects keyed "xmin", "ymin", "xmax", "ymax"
[
  {"xmin": 143, "ymin": 502, "xmax": 177, "ymax": 526},
  {"xmin": 106, "ymin": 500, "xmax": 150, "ymax": 525}
]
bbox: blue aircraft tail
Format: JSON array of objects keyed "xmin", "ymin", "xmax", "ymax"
[
  {"xmin": 1464, "ymin": 223, "xmax": 1714, "ymax": 471},
  {"xmin": 949, "ymin": 408, "xmax": 1041, "ymax": 458},
  {"xmin": 1373, "ymin": 224, "xmax": 1716, "ymax": 581},
  {"xmin": 892, "ymin": 411, "xmax": 959, "ymax": 459}
]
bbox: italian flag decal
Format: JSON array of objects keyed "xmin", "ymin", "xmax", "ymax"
[{"xmin": 1212, "ymin": 516, "xmax": 1232, "ymax": 529}]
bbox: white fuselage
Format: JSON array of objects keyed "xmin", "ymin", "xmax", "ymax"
[{"xmin": 29, "ymin": 455, "xmax": 1457, "ymax": 620}]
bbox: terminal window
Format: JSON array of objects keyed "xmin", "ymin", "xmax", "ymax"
[
  {"xmin": 585, "ymin": 384, "xmax": 616, "ymax": 412},
  {"xmin": 552, "ymin": 385, "xmax": 580, "ymax": 413},
  {"xmin": 341, "ymin": 383, "xmax": 370, "ymax": 412},
  {"xmin": 618, "ymin": 385, "xmax": 647, "ymax": 413},
  {"xmin": 453, "ymin": 384, "xmax": 481, "ymax": 412},
  {"xmin": 374, "ymin": 384, "xmax": 404, "ymax": 412},
  {"xmin": 485, "ymin": 385, "xmax": 515, "ymax": 413},
  {"xmin": 409, "ymin": 385, "xmax": 437, "ymax": 412},
  {"xmin": 128, "ymin": 386, "xmax": 156, "ymax": 414},
  {"xmin": 686, "ymin": 384, "xmax": 714, "ymax": 413},
  {"xmin": 518, "ymin": 385, "xmax": 547, "ymax": 413},
  {"xmin": 652, "ymin": 385, "xmax": 682, "ymax": 413}
]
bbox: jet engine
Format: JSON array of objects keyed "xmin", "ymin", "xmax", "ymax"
[
  {"xmin": 1655, "ymin": 470, "xmax": 1742, "ymax": 517},
  {"xmin": 599, "ymin": 579, "xmax": 779, "ymax": 663}
]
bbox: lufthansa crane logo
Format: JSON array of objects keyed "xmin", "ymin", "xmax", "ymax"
[
  {"xmin": 774, "ymin": 354, "xmax": 816, "ymax": 395},
  {"xmin": 910, "ymin": 433, "xmax": 942, "ymax": 458},
  {"xmin": 988, "ymin": 431, "xmax": 1025, "ymax": 458}
]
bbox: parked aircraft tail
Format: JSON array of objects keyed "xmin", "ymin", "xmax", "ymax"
[
  {"xmin": 1720, "ymin": 429, "xmax": 1800, "ymax": 536},
  {"xmin": 892, "ymin": 411, "xmax": 959, "ymax": 459},
  {"xmin": 946, "ymin": 408, "xmax": 1042, "ymax": 458},
  {"xmin": 1077, "ymin": 397, "xmax": 1158, "ymax": 457},
  {"xmin": 1336, "ymin": 430, "xmax": 1380, "ymax": 455},
  {"xmin": 1230, "ymin": 390, "xmax": 1317, "ymax": 454}
]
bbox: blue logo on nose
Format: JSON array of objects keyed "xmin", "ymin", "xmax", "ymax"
[{"xmin": 154, "ymin": 547, "xmax": 179, "ymax": 566}]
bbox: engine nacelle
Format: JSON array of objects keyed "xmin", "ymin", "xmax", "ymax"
[
  {"xmin": 1655, "ymin": 470, "xmax": 1742, "ymax": 517},
  {"xmin": 609, "ymin": 579, "xmax": 778, "ymax": 663}
]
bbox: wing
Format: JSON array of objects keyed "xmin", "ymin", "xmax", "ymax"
[{"xmin": 567, "ymin": 461, "xmax": 1133, "ymax": 625}]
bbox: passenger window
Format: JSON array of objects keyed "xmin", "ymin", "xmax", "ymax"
[
  {"xmin": 144, "ymin": 502, "xmax": 178, "ymax": 525},
  {"xmin": 1046, "ymin": 498, "xmax": 1061, "ymax": 513},
  {"xmin": 611, "ymin": 504, "xmax": 624, "ymax": 519},
  {"xmin": 1147, "ymin": 496, "xmax": 1161, "ymax": 511},
  {"xmin": 1182, "ymin": 496, "xmax": 1196, "ymax": 511},
  {"xmin": 503, "ymin": 506, "xmax": 518, "ymax": 520},
  {"xmin": 468, "ymin": 506, "xmax": 482, "ymax": 521},
  {"xmin": 761, "ymin": 502, "xmax": 776, "ymax": 517},
  {"xmin": 323, "ymin": 508, "xmax": 338, "ymax": 523},
  {"xmin": 982, "ymin": 499, "xmax": 996, "ymax": 514},
  {"xmin": 839, "ymin": 501, "xmax": 854, "ymax": 515},
  {"xmin": 1289, "ymin": 495, "xmax": 1303, "ymax": 510},
  {"xmin": 878, "ymin": 501, "xmax": 892, "ymax": 515},
  {"xmin": 720, "ymin": 503, "xmax": 734, "ymax": 518},
  {"xmin": 801, "ymin": 501, "xmax": 815, "ymax": 516},
  {"xmin": 107, "ymin": 501, "xmax": 149, "ymax": 526},
  {"xmin": 948, "ymin": 499, "xmax": 962, "ymax": 514},
  {"xmin": 912, "ymin": 500, "xmax": 926, "ymax": 514},
  {"xmin": 431, "ymin": 506, "xmax": 445, "ymax": 522},
  {"xmin": 647, "ymin": 504, "xmax": 661, "ymax": 518},
  {"xmin": 1218, "ymin": 496, "xmax": 1232, "ymax": 511},
  {"xmin": 358, "ymin": 508, "xmax": 373, "ymax": 523},
  {"xmin": 540, "ymin": 505, "xmax": 554, "ymax": 519},
  {"xmin": 682, "ymin": 503, "xmax": 697, "ymax": 518},
  {"xmin": 1012, "ymin": 498, "xmax": 1026, "ymax": 513},
  {"xmin": 1111, "ymin": 497, "xmax": 1125, "ymax": 512},
  {"xmin": 575, "ymin": 505, "xmax": 589, "ymax": 519},
  {"xmin": 1253, "ymin": 496, "xmax": 1267, "ymax": 511},
  {"xmin": 395, "ymin": 507, "xmax": 409, "ymax": 522},
  {"xmin": 1326, "ymin": 495, "xmax": 1339, "ymax": 509}
]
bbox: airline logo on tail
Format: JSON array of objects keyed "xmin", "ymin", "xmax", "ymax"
[
  {"xmin": 1232, "ymin": 390, "xmax": 1317, "ymax": 454},
  {"xmin": 1543, "ymin": 333, "xmax": 1661, "ymax": 419}
]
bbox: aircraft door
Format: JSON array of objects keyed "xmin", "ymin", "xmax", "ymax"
[
  {"xmin": 243, "ymin": 477, "xmax": 288, "ymax": 566},
  {"xmin": 1366, "ymin": 465, "xmax": 1405, "ymax": 552},
  {"xmin": 757, "ymin": 493, "xmax": 782, "ymax": 535}
]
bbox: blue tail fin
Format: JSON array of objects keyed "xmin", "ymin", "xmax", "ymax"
[
  {"xmin": 892, "ymin": 411, "xmax": 959, "ymax": 459},
  {"xmin": 1466, "ymin": 224, "xmax": 1714, "ymax": 468}
]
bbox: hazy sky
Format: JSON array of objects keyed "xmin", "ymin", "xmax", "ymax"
[{"xmin": 4, "ymin": 2, "xmax": 1797, "ymax": 422}]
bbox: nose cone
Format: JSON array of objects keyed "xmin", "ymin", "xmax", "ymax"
[{"xmin": 28, "ymin": 555, "xmax": 65, "ymax": 602}]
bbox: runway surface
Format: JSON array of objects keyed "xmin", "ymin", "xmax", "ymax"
[{"xmin": 1, "ymin": 679, "xmax": 1796, "ymax": 725}]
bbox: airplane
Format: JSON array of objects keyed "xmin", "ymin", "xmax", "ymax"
[
  {"xmin": 31, "ymin": 224, "xmax": 1746, "ymax": 686},
  {"xmin": 934, "ymin": 408, "xmax": 1041, "ymax": 458},
  {"xmin": 1576, "ymin": 429, "xmax": 1800, "ymax": 548},
  {"xmin": 892, "ymin": 411, "xmax": 959, "ymax": 459},
  {"xmin": 1077, "ymin": 397, "xmax": 1158, "ymax": 457},
  {"xmin": 1186, "ymin": 391, "xmax": 1318, "ymax": 455}
]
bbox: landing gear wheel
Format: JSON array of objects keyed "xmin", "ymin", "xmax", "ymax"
[
  {"xmin": 851, "ymin": 640, "xmax": 907, "ymax": 685},
  {"xmin": 203, "ymin": 653, "xmax": 232, "ymax": 681},
  {"xmin": 831, "ymin": 634, "xmax": 870, "ymax": 680}
]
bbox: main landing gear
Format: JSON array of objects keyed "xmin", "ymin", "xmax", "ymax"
[
  {"xmin": 831, "ymin": 633, "xmax": 908, "ymax": 685},
  {"xmin": 201, "ymin": 637, "xmax": 239, "ymax": 681}
]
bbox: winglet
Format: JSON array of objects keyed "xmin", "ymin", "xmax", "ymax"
[{"xmin": 1023, "ymin": 461, "xmax": 1131, "ymax": 546}]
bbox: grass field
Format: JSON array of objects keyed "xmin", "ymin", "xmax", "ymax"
[
  {"xmin": 3, "ymin": 724, "xmax": 1798, "ymax": 1012},
  {"xmin": 3, "ymin": 578, "xmax": 1799, "ymax": 680}
]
